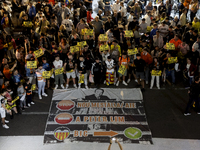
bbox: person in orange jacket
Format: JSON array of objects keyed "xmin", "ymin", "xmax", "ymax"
[
  {"xmin": 169, "ymin": 34, "xmax": 182, "ymax": 50},
  {"xmin": 141, "ymin": 47, "xmax": 153, "ymax": 84}
]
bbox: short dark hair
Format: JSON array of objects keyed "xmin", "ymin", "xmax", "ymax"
[{"xmin": 95, "ymin": 88, "xmax": 104, "ymax": 94}]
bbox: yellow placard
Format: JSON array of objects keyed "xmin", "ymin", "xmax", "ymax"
[
  {"xmin": 42, "ymin": 69, "xmax": 54, "ymax": 79},
  {"xmin": 70, "ymin": 46, "xmax": 80, "ymax": 53},
  {"xmin": 168, "ymin": 57, "xmax": 177, "ymax": 64},
  {"xmin": 147, "ymin": 26, "xmax": 153, "ymax": 32},
  {"xmin": 85, "ymin": 29, "xmax": 94, "ymax": 36},
  {"xmin": 128, "ymin": 48, "xmax": 138, "ymax": 55},
  {"xmin": 34, "ymin": 49, "xmax": 44, "ymax": 58},
  {"xmin": 99, "ymin": 34, "xmax": 108, "ymax": 41},
  {"xmin": 151, "ymin": 70, "xmax": 162, "ymax": 76},
  {"xmin": 23, "ymin": 21, "xmax": 33, "ymax": 27},
  {"xmin": 77, "ymin": 41, "xmax": 87, "ymax": 47},
  {"xmin": 31, "ymin": 84, "xmax": 36, "ymax": 91},
  {"xmin": 99, "ymin": 44, "xmax": 109, "ymax": 51},
  {"xmin": 124, "ymin": 30, "xmax": 134, "ymax": 37},
  {"xmin": 27, "ymin": 61, "xmax": 37, "ymax": 68},
  {"xmin": 166, "ymin": 43, "xmax": 175, "ymax": 50},
  {"xmin": 55, "ymin": 68, "xmax": 63, "ymax": 76},
  {"xmin": 81, "ymin": 29, "xmax": 87, "ymax": 35},
  {"xmin": 78, "ymin": 74, "xmax": 84, "ymax": 83},
  {"xmin": 118, "ymin": 65, "xmax": 127, "ymax": 75}
]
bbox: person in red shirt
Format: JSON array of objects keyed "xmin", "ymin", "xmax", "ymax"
[
  {"xmin": 87, "ymin": 8, "xmax": 93, "ymax": 23},
  {"xmin": 169, "ymin": 34, "xmax": 182, "ymax": 50},
  {"xmin": 3, "ymin": 63, "xmax": 17, "ymax": 80},
  {"xmin": 141, "ymin": 47, "xmax": 153, "ymax": 84}
]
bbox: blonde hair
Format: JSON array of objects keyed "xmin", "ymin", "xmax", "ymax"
[{"xmin": 19, "ymin": 11, "xmax": 25, "ymax": 19}]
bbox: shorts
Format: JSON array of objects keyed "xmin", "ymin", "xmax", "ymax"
[
  {"xmin": 66, "ymin": 71, "xmax": 76, "ymax": 79},
  {"xmin": 0, "ymin": 108, "xmax": 6, "ymax": 118},
  {"xmin": 119, "ymin": 69, "xmax": 127, "ymax": 77},
  {"xmin": 136, "ymin": 72, "xmax": 145, "ymax": 80}
]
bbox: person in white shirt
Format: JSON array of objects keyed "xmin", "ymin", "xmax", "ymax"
[
  {"xmin": 144, "ymin": 11, "xmax": 151, "ymax": 26},
  {"xmin": 53, "ymin": 55, "xmax": 65, "ymax": 89},
  {"xmin": 139, "ymin": 18, "xmax": 148, "ymax": 34},
  {"xmin": 61, "ymin": 14, "xmax": 74, "ymax": 34},
  {"xmin": 119, "ymin": 2, "xmax": 126, "ymax": 18},
  {"xmin": 2, "ymin": 1, "xmax": 12, "ymax": 15},
  {"xmin": 36, "ymin": 63, "xmax": 48, "ymax": 99},
  {"xmin": 127, "ymin": 11, "xmax": 134, "ymax": 23},
  {"xmin": 0, "ymin": 90, "xmax": 11, "ymax": 129},
  {"xmin": 105, "ymin": 56, "xmax": 115, "ymax": 85},
  {"xmin": 111, "ymin": 0, "xmax": 120, "ymax": 12}
]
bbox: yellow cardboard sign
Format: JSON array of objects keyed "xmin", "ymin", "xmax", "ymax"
[
  {"xmin": 166, "ymin": 43, "xmax": 175, "ymax": 50},
  {"xmin": 55, "ymin": 68, "xmax": 63, "ymax": 76},
  {"xmin": 31, "ymin": 84, "xmax": 36, "ymax": 91},
  {"xmin": 128, "ymin": 48, "xmax": 138, "ymax": 55},
  {"xmin": 42, "ymin": 69, "xmax": 54, "ymax": 79},
  {"xmin": 147, "ymin": 26, "xmax": 153, "ymax": 32},
  {"xmin": 124, "ymin": 30, "xmax": 134, "ymax": 37},
  {"xmin": 70, "ymin": 46, "xmax": 80, "ymax": 53},
  {"xmin": 99, "ymin": 44, "xmax": 109, "ymax": 51},
  {"xmin": 77, "ymin": 41, "xmax": 87, "ymax": 47},
  {"xmin": 81, "ymin": 29, "xmax": 87, "ymax": 35},
  {"xmin": 23, "ymin": 21, "xmax": 33, "ymax": 27},
  {"xmin": 118, "ymin": 65, "xmax": 127, "ymax": 75},
  {"xmin": 78, "ymin": 74, "xmax": 84, "ymax": 83},
  {"xmin": 85, "ymin": 29, "xmax": 94, "ymax": 36},
  {"xmin": 99, "ymin": 34, "xmax": 108, "ymax": 41},
  {"xmin": 34, "ymin": 49, "xmax": 44, "ymax": 58},
  {"xmin": 151, "ymin": 70, "xmax": 162, "ymax": 76},
  {"xmin": 168, "ymin": 57, "xmax": 177, "ymax": 64},
  {"xmin": 27, "ymin": 61, "xmax": 37, "ymax": 68}
]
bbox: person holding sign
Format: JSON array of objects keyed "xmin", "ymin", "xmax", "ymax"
[
  {"xmin": 64, "ymin": 53, "xmax": 77, "ymax": 89},
  {"xmin": 53, "ymin": 55, "xmax": 65, "ymax": 89},
  {"xmin": 150, "ymin": 57, "xmax": 161, "ymax": 89},
  {"xmin": 77, "ymin": 55, "xmax": 88, "ymax": 89},
  {"xmin": 116, "ymin": 53, "xmax": 130, "ymax": 86},
  {"xmin": 169, "ymin": 34, "xmax": 182, "ymax": 50},
  {"xmin": 24, "ymin": 78, "xmax": 34, "ymax": 107},
  {"xmin": 42, "ymin": 57, "xmax": 51, "ymax": 89},
  {"xmin": 36, "ymin": 63, "xmax": 48, "ymax": 100}
]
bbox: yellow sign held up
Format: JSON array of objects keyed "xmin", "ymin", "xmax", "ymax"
[
  {"xmin": 151, "ymin": 70, "xmax": 162, "ymax": 76},
  {"xmin": 147, "ymin": 26, "xmax": 153, "ymax": 32},
  {"xmin": 99, "ymin": 44, "xmax": 109, "ymax": 51},
  {"xmin": 77, "ymin": 41, "xmax": 87, "ymax": 48},
  {"xmin": 85, "ymin": 29, "xmax": 94, "ymax": 36},
  {"xmin": 31, "ymin": 84, "xmax": 36, "ymax": 91},
  {"xmin": 78, "ymin": 74, "xmax": 85, "ymax": 83},
  {"xmin": 55, "ymin": 68, "xmax": 63, "ymax": 76},
  {"xmin": 34, "ymin": 49, "xmax": 44, "ymax": 58},
  {"xmin": 166, "ymin": 43, "xmax": 175, "ymax": 50},
  {"xmin": 118, "ymin": 65, "xmax": 127, "ymax": 75},
  {"xmin": 168, "ymin": 57, "xmax": 178, "ymax": 64},
  {"xmin": 124, "ymin": 30, "xmax": 134, "ymax": 37},
  {"xmin": 99, "ymin": 34, "xmax": 108, "ymax": 41},
  {"xmin": 42, "ymin": 69, "xmax": 54, "ymax": 79},
  {"xmin": 81, "ymin": 29, "xmax": 87, "ymax": 35},
  {"xmin": 70, "ymin": 46, "xmax": 80, "ymax": 53},
  {"xmin": 128, "ymin": 48, "xmax": 138, "ymax": 55},
  {"xmin": 23, "ymin": 21, "xmax": 33, "ymax": 27},
  {"xmin": 27, "ymin": 61, "xmax": 37, "ymax": 68}
]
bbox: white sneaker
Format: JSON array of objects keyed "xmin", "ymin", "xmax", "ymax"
[
  {"xmin": 104, "ymin": 80, "xmax": 106, "ymax": 84},
  {"xmin": 66, "ymin": 84, "xmax": 69, "ymax": 89},
  {"xmin": 61, "ymin": 84, "xmax": 65, "ymax": 89},
  {"xmin": 42, "ymin": 93, "xmax": 48, "ymax": 97},
  {"xmin": 127, "ymin": 79, "xmax": 131, "ymax": 83},
  {"xmin": 85, "ymin": 86, "xmax": 89, "ymax": 89},
  {"xmin": 5, "ymin": 120, "xmax": 9, "ymax": 123},
  {"xmin": 78, "ymin": 85, "xmax": 81, "ymax": 89},
  {"xmin": 73, "ymin": 84, "xmax": 77, "ymax": 88},
  {"xmin": 116, "ymin": 81, "xmax": 119, "ymax": 86},
  {"xmin": 135, "ymin": 79, "xmax": 138, "ymax": 83},
  {"xmin": 122, "ymin": 81, "xmax": 128, "ymax": 86},
  {"xmin": 54, "ymin": 85, "xmax": 58, "ymax": 89},
  {"xmin": 28, "ymin": 103, "xmax": 31, "ymax": 107},
  {"xmin": 2, "ymin": 124, "xmax": 9, "ymax": 129},
  {"xmin": 146, "ymin": 81, "xmax": 148, "ymax": 84},
  {"xmin": 150, "ymin": 87, "xmax": 152, "ymax": 89},
  {"xmin": 31, "ymin": 102, "xmax": 35, "ymax": 105},
  {"xmin": 39, "ymin": 95, "xmax": 42, "ymax": 100},
  {"xmin": 157, "ymin": 87, "xmax": 160, "ymax": 89}
]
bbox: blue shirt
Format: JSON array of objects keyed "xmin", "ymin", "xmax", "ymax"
[
  {"xmin": 43, "ymin": 63, "xmax": 51, "ymax": 71},
  {"xmin": 150, "ymin": 28, "xmax": 158, "ymax": 39}
]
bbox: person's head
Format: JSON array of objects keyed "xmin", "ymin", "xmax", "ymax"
[
  {"xmin": 68, "ymin": 53, "xmax": 73, "ymax": 60},
  {"xmin": 153, "ymin": 6, "xmax": 157, "ymax": 11},
  {"xmin": 55, "ymin": 54, "xmax": 60, "ymax": 61},
  {"xmin": 112, "ymin": 40, "xmax": 118, "ymax": 46},
  {"xmin": 2, "ymin": 58, "xmax": 8, "ymax": 65},
  {"xmin": 1, "ymin": 89, "xmax": 7, "ymax": 96},
  {"xmin": 4, "ymin": 64, "xmax": 9, "ymax": 69},
  {"xmin": 25, "ymin": 78, "xmax": 30, "ymax": 84},
  {"xmin": 166, "ymin": 53, "xmax": 171, "ymax": 58},
  {"xmin": 133, "ymin": 16, "xmax": 137, "ymax": 21},
  {"xmin": 62, "ymin": 3, "xmax": 65, "ymax": 8},
  {"xmin": 66, "ymin": 14, "xmax": 70, "ymax": 19},
  {"xmin": 154, "ymin": 57, "xmax": 158, "ymax": 63},
  {"xmin": 94, "ymin": 88, "xmax": 104, "ymax": 98},
  {"xmin": 143, "ymin": 47, "xmax": 148, "ymax": 53},
  {"xmin": 107, "ymin": 56, "xmax": 111, "ymax": 62},
  {"xmin": 29, "ymin": 2, "xmax": 33, "ymax": 7},
  {"xmin": 38, "ymin": 63, "xmax": 43, "ymax": 70},
  {"xmin": 95, "ymin": 57, "xmax": 100, "ymax": 63},
  {"xmin": 136, "ymin": 53, "xmax": 141, "ymax": 60},
  {"xmin": 135, "ymin": 2, "xmax": 139, "ymax": 7},
  {"xmin": 122, "ymin": 52, "xmax": 127, "ymax": 59},
  {"xmin": 79, "ymin": 55, "xmax": 84, "ymax": 61},
  {"xmin": 79, "ymin": 1, "xmax": 83, "ymax": 6},
  {"xmin": 98, "ymin": 9, "xmax": 102, "ymax": 14},
  {"xmin": 187, "ymin": 58, "xmax": 191, "ymax": 64},
  {"xmin": 120, "ymin": 1, "xmax": 124, "ymax": 6},
  {"xmin": 169, "ymin": 25, "xmax": 173, "ymax": 31},
  {"xmin": 88, "ymin": 8, "xmax": 92, "ymax": 13},
  {"xmin": 193, "ymin": 30, "xmax": 198, "ymax": 36},
  {"xmin": 42, "ymin": 57, "xmax": 47, "ymax": 63},
  {"xmin": 13, "ymin": 69, "xmax": 18, "ymax": 75},
  {"xmin": 156, "ymin": 30, "xmax": 160, "ymax": 36},
  {"xmin": 18, "ymin": 82, "xmax": 23, "ymax": 88},
  {"xmin": 142, "ymin": 18, "xmax": 145, "ymax": 23},
  {"xmin": 107, "ymin": 16, "xmax": 111, "ymax": 22},
  {"xmin": 174, "ymin": 34, "xmax": 179, "ymax": 41},
  {"xmin": 116, "ymin": 0, "xmax": 120, "ymax": 4},
  {"xmin": 95, "ymin": 16, "xmax": 99, "ymax": 22}
]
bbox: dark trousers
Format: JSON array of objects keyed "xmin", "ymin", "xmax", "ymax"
[
  {"xmin": 94, "ymin": 72, "xmax": 101, "ymax": 87},
  {"xmin": 26, "ymin": 94, "xmax": 32, "ymax": 105},
  {"xmin": 184, "ymin": 97, "xmax": 200, "ymax": 113}
]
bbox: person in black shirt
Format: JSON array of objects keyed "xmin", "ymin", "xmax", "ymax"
[
  {"xmin": 134, "ymin": 54, "xmax": 146, "ymax": 90},
  {"xmin": 64, "ymin": 53, "xmax": 77, "ymax": 89},
  {"xmin": 128, "ymin": 16, "xmax": 139, "ymax": 30},
  {"xmin": 186, "ymin": 47, "xmax": 199, "ymax": 66},
  {"xmin": 184, "ymin": 76, "xmax": 200, "ymax": 116},
  {"xmin": 104, "ymin": 16, "xmax": 114, "ymax": 31}
]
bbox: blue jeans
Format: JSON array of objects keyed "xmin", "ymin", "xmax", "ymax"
[{"xmin": 165, "ymin": 69, "xmax": 175, "ymax": 84}]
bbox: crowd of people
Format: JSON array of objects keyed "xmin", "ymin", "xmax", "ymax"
[{"xmin": 0, "ymin": 0, "xmax": 200, "ymax": 129}]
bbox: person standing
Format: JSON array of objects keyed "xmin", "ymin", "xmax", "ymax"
[
  {"xmin": 36, "ymin": 64, "xmax": 48, "ymax": 99},
  {"xmin": 105, "ymin": 56, "xmax": 115, "ymax": 86},
  {"xmin": 184, "ymin": 76, "xmax": 200, "ymax": 116},
  {"xmin": 53, "ymin": 55, "xmax": 65, "ymax": 89},
  {"xmin": 24, "ymin": 78, "xmax": 34, "ymax": 107}
]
